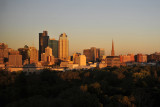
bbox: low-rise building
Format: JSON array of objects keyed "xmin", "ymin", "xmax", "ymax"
[
  {"xmin": 75, "ymin": 55, "xmax": 86, "ymax": 66},
  {"xmin": 106, "ymin": 56, "xmax": 120, "ymax": 67},
  {"xmin": 9, "ymin": 54, "xmax": 22, "ymax": 67},
  {"xmin": 41, "ymin": 46, "xmax": 54, "ymax": 65},
  {"xmin": 135, "ymin": 54, "xmax": 147, "ymax": 63}
]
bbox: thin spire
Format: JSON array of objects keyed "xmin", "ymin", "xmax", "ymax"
[
  {"xmin": 112, "ymin": 39, "xmax": 114, "ymax": 51},
  {"xmin": 111, "ymin": 39, "xmax": 115, "ymax": 56}
]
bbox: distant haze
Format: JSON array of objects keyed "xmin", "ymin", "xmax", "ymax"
[{"xmin": 0, "ymin": 0, "xmax": 160, "ymax": 55}]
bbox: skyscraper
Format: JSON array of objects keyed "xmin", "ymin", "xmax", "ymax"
[
  {"xmin": 29, "ymin": 47, "xmax": 38, "ymax": 64},
  {"xmin": 39, "ymin": 31, "xmax": 49, "ymax": 61},
  {"xmin": 111, "ymin": 40, "xmax": 115, "ymax": 56},
  {"xmin": 48, "ymin": 38, "xmax": 58, "ymax": 58},
  {"xmin": 58, "ymin": 33, "xmax": 69, "ymax": 60}
]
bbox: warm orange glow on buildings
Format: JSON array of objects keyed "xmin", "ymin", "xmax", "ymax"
[
  {"xmin": 135, "ymin": 54, "xmax": 147, "ymax": 63},
  {"xmin": 58, "ymin": 33, "xmax": 69, "ymax": 61},
  {"xmin": 120, "ymin": 54, "xmax": 135, "ymax": 63}
]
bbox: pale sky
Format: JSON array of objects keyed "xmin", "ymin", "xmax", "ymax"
[{"xmin": 0, "ymin": 0, "xmax": 160, "ymax": 55}]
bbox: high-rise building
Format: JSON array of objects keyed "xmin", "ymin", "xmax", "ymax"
[
  {"xmin": 29, "ymin": 47, "xmax": 38, "ymax": 64},
  {"xmin": 83, "ymin": 47, "xmax": 96, "ymax": 62},
  {"xmin": 83, "ymin": 47, "xmax": 104, "ymax": 62},
  {"xmin": 48, "ymin": 38, "xmax": 58, "ymax": 58},
  {"xmin": 58, "ymin": 33, "xmax": 69, "ymax": 61},
  {"xmin": 96, "ymin": 48, "xmax": 105, "ymax": 61},
  {"xmin": 39, "ymin": 31, "xmax": 49, "ymax": 61},
  {"xmin": 111, "ymin": 40, "xmax": 115, "ymax": 56},
  {"xmin": 83, "ymin": 49, "xmax": 92, "ymax": 62}
]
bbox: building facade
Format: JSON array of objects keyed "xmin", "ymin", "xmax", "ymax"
[
  {"xmin": 29, "ymin": 47, "xmax": 38, "ymax": 64},
  {"xmin": 0, "ymin": 43, "xmax": 8, "ymax": 64},
  {"xmin": 41, "ymin": 46, "xmax": 54, "ymax": 65},
  {"xmin": 58, "ymin": 33, "xmax": 69, "ymax": 61},
  {"xmin": 106, "ymin": 56, "xmax": 120, "ymax": 67},
  {"xmin": 96, "ymin": 48, "xmax": 105, "ymax": 61},
  {"xmin": 18, "ymin": 46, "xmax": 30, "ymax": 64},
  {"xmin": 83, "ymin": 47, "xmax": 104, "ymax": 62},
  {"xmin": 39, "ymin": 31, "xmax": 49, "ymax": 61},
  {"xmin": 72, "ymin": 53, "xmax": 81, "ymax": 64},
  {"xmin": 147, "ymin": 52, "xmax": 160, "ymax": 62},
  {"xmin": 9, "ymin": 51, "xmax": 22, "ymax": 67},
  {"xmin": 76, "ymin": 55, "xmax": 86, "ymax": 66},
  {"xmin": 135, "ymin": 54, "xmax": 147, "ymax": 63},
  {"xmin": 48, "ymin": 38, "xmax": 58, "ymax": 58},
  {"xmin": 120, "ymin": 54, "xmax": 135, "ymax": 63}
]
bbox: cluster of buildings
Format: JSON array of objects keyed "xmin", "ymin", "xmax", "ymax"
[{"xmin": 0, "ymin": 30, "xmax": 160, "ymax": 72}]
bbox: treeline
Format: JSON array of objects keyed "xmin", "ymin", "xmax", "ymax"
[{"xmin": 0, "ymin": 66, "xmax": 160, "ymax": 107}]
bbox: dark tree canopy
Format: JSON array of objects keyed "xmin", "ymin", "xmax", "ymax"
[{"xmin": 0, "ymin": 66, "xmax": 160, "ymax": 107}]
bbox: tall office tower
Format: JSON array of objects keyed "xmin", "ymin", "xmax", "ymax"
[
  {"xmin": 58, "ymin": 33, "xmax": 69, "ymax": 61},
  {"xmin": 29, "ymin": 47, "xmax": 38, "ymax": 64},
  {"xmin": 83, "ymin": 49, "xmax": 91, "ymax": 62},
  {"xmin": 48, "ymin": 38, "xmax": 58, "ymax": 58},
  {"xmin": 39, "ymin": 31, "xmax": 49, "ymax": 61},
  {"xmin": 96, "ymin": 48, "xmax": 105, "ymax": 61},
  {"xmin": 111, "ymin": 40, "xmax": 115, "ymax": 56},
  {"xmin": 91, "ymin": 47, "xmax": 97, "ymax": 61}
]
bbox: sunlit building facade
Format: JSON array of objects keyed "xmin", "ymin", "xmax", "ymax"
[
  {"xmin": 9, "ymin": 51, "xmax": 22, "ymax": 67},
  {"xmin": 41, "ymin": 46, "xmax": 54, "ymax": 65},
  {"xmin": 48, "ymin": 38, "xmax": 58, "ymax": 58},
  {"xmin": 58, "ymin": 33, "xmax": 69, "ymax": 61},
  {"xmin": 29, "ymin": 47, "xmax": 38, "ymax": 64},
  {"xmin": 135, "ymin": 54, "xmax": 147, "ymax": 63},
  {"xmin": 120, "ymin": 54, "xmax": 135, "ymax": 63}
]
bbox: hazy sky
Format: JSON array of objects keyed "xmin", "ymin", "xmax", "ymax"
[{"xmin": 0, "ymin": 0, "xmax": 160, "ymax": 55}]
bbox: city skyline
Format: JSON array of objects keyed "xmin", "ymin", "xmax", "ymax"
[{"xmin": 0, "ymin": 0, "xmax": 160, "ymax": 55}]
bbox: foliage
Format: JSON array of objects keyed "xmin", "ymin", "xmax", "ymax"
[{"xmin": 0, "ymin": 66, "xmax": 160, "ymax": 107}]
